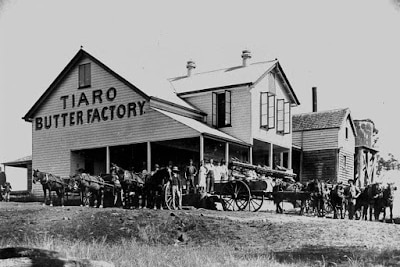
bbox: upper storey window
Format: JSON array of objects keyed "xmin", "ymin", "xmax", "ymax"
[
  {"xmin": 212, "ymin": 90, "xmax": 231, "ymax": 128},
  {"xmin": 79, "ymin": 63, "xmax": 91, "ymax": 88},
  {"xmin": 260, "ymin": 92, "xmax": 291, "ymax": 134},
  {"xmin": 260, "ymin": 92, "xmax": 275, "ymax": 129}
]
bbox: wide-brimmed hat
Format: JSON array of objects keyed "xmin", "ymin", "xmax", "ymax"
[{"xmin": 172, "ymin": 166, "xmax": 179, "ymax": 172}]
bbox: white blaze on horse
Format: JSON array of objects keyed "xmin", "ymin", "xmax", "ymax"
[{"xmin": 33, "ymin": 169, "xmax": 66, "ymax": 207}]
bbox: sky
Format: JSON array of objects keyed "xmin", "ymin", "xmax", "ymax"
[{"xmin": 1, "ymin": 0, "xmax": 400, "ymax": 189}]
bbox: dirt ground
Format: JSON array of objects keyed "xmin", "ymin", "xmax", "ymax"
[{"xmin": 1, "ymin": 202, "xmax": 400, "ymax": 266}]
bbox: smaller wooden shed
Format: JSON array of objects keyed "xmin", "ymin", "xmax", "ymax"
[{"xmin": 292, "ymin": 108, "xmax": 356, "ymax": 183}]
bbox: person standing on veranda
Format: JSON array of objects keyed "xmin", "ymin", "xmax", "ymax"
[
  {"xmin": 197, "ymin": 160, "xmax": 207, "ymax": 193},
  {"xmin": 185, "ymin": 159, "xmax": 197, "ymax": 194},
  {"xmin": 205, "ymin": 159, "xmax": 215, "ymax": 193}
]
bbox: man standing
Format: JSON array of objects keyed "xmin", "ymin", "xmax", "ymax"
[
  {"xmin": 347, "ymin": 179, "xmax": 361, "ymax": 220},
  {"xmin": 206, "ymin": 159, "xmax": 215, "ymax": 193},
  {"xmin": 185, "ymin": 159, "xmax": 197, "ymax": 194},
  {"xmin": 170, "ymin": 166, "xmax": 182, "ymax": 210}
]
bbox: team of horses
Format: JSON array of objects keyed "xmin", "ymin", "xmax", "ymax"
[
  {"xmin": 32, "ymin": 168, "xmax": 397, "ymax": 222},
  {"xmin": 33, "ymin": 163, "xmax": 171, "ymax": 209},
  {"xmin": 271, "ymin": 179, "xmax": 397, "ymax": 222}
]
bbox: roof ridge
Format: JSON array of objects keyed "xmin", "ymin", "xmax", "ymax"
[
  {"xmin": 293, "ymin": 108, "xmax": 349, "ymax": 116},
  {"xmin": 168, "ymin": 59, "xmax": 278, "ymax": 81}
]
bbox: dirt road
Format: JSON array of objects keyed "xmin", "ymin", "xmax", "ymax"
[{"xmin": 1, "ymin": 202, "xmax": 400, "ymax": 266}]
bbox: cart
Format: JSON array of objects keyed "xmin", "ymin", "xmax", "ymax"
[{"xmin": 215, "ymin": 161, "xmax": 298, "ymax": 212}]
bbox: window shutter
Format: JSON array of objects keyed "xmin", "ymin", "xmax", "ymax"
[
  {"xmin": 79, "ymin": 65, "xmax": 85, "ymax": 87},
  {"xmin": 260, "ymin": 92, "xmax": 268, "ymax": 128},
  {"xmin": 284, "ymin": 102, "xmax": 291, "ymax": 134},
  {"xmin": 212, "ymin": 92, "xmax": 217, "ymax": 127},
  {"xmin": 267, "ymin": 93, "xmax": 275, "ymax": 129},
  {"xmin": 225, "ymin": 90, "xmax": 231, "ymax": 126},
  {"xmin": 276, "ymin": 99, "xmax": 284, "ymax": 133},
  {"xmin": 84, "ymin": 63, "xmax": 91, "ymax": 86}
]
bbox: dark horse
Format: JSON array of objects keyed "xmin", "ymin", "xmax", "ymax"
[
  {"xmin": 146, "ymin": 167, "xmax": 170, "ymax": 209},
  {"xmin": 377, "ymin": 183, "xmax": 397, "ymax": 222},
  {"xmin": 111, "ymin": 163, "xmax": 145, "ymax": 209},
  {"xmin": 355, "ymin": 182, "xmax": 384, "ymax": 221},
  {"xmin": 33, "ymin": 169, "xmax": 66, "ymax": 207},
  {"xmin": 69, "ymin": 173, "xmax": 105, "ymax": 208},
  {"xmin": 330, "ymin": 183, "xmax": 346, "ymax": 219}
]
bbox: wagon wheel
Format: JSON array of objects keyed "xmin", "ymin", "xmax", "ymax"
[
  {"xmin": 220, "ymin": 180, "xmax": 251, "ymax": 211},
  {"xmin": 248, "ymin": 194, "xmax": 264, "ymax": 212},
  {"xmin": 164, "ymin": 183, "xmax": 179, "ymax": 210},
  {"xmin": 83, "ymin": 191, "xmax": 91, "ymax": 207},
  {"xmin": 324, "ymin": 201, "xmax": 333, "ymax": 214}
]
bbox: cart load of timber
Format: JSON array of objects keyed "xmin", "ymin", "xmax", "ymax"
[{"xmin": 214, "ymin": 160, "xmax": 309, "ymax": 212}]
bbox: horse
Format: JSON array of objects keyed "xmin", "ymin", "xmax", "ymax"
[
  {"xmin": 377, "ymin": 183, "xmax": 397, "ymax": 223},
  {"xmin": 2, "ymin": 182, "xmax": 12, "ymax": 202},
  {"xmin": 69, "ymin": 173, "xmax": 105, "ymax": 208},
  {"xmin": 330, "ymin": 183, "xmax": 346, "ymax": 219},
  {"xmin": 33, "ymin": 169, "xmax": 66, "ymax": 207},
  {"xmin": 355, "ymin": 182, "xmax": 384, "ymax": 221},
  {"xmin": 111, "ymin": 163, "xmax": 145, "ymax": 209},
  {"xmin": 145, "ymin": 167, "xmax": 170, "ymax": 209}
]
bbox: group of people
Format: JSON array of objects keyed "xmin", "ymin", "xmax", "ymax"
[{"xmin": 160, "ymin": 158, "xmax": 229, "ymax": 210}]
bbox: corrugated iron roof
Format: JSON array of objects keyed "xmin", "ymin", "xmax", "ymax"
[
  {"xmin": 153, "ymin": 108, "xmax": 248, "ymax": 145},
  {"xmin": 292, "ymin": 108, "xmax": 350, "ymax": 132},
  {"xmin": 169, "ymin": 60, "xmax": 276, "ymax": 94}
]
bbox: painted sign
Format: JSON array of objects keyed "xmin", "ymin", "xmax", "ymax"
[{"xmin": 35, "ymin": 87, "xmax": 146, "ymax": 130}]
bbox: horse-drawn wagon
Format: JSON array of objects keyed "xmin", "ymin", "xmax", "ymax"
[{"xmin": 211, "ymin": 161, "xmax": 303, "ymax": 212}]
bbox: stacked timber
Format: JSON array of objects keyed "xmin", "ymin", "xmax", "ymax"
[{"xmin": 230, "ymin": 160, "xmax": 297, "ymax": 181}]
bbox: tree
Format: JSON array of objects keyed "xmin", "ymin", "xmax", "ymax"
[{"xmin": 377, "ymin": 153, "xmax": 400, "ymax": 175}]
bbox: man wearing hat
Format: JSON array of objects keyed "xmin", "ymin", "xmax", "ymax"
[{"xmin": 170, "ymin": 166, "xmax": 182, "ymax": 210}]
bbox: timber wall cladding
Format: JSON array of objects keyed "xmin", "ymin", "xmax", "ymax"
[
  {"xmin": 251, "ymin": 73, "xmax": 293, "ymax": 149},
  {"xmin": 292, "ymin": 128, "xmax": 339, "ymax": 151},
  {"xmin": 301, "ymin": 149, "xmax": 337, "ymax": 183},
  {"xmin": 183, "ymin": 86, "xmax": 252, "ymax": 143},
  {"xmin": 338, "ymin": 149, "xmax": 355, "ymax": 184},
  {"xmin": 32, "ymin": 57, "xmax": 198, "ymax": 194}
]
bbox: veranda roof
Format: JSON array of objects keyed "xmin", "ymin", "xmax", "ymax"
[{"xmin": 153, "ymin": 108, "xmax": 248, "ymax": 146}]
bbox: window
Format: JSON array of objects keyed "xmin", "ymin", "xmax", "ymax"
[
  {"xmin": 212, "ymin": 90, "xmax": 231, "ymax": 128},
  {"xmin": 276, "ymin": 99, "xmax": 284, "ymax": 133},
  {"xmin": 284, "ymin": 102, "xmax": 291, "ymax": 134},
  {"xmin": 343, "ymin": 155, "xmax": 347, "ymax": 169},
  {"xmin": 345, "ymin": 127, "xmax": 349, "ymax": 139},
  {"xmin": 260, "ymin": 92, "xmax": 276, "ymax": 129},
  {"xmin": 79, "ymin": 63, "xmax": 91, "ymax": 88}
]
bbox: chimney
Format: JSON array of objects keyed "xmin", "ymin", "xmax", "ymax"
[
  {"xmin": 186, "ymin": 60, "xmax": 196, "ymax": 77},
  {"xmin": 312, "ymin": 87, "xmax": 317, "ymax": 112},
  {"xmin": 241, "ymin": 50, "xmax": 252, "ymax": 67}
]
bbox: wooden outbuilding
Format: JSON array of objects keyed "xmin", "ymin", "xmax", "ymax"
[{"xmin": 292, "ymin": 108, "xmax": 357, "ymax": 183}]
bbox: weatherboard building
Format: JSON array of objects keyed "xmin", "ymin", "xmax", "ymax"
[{"xmin": 23, "ymin": 49, "xmax": 300, "ymax": 199}]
